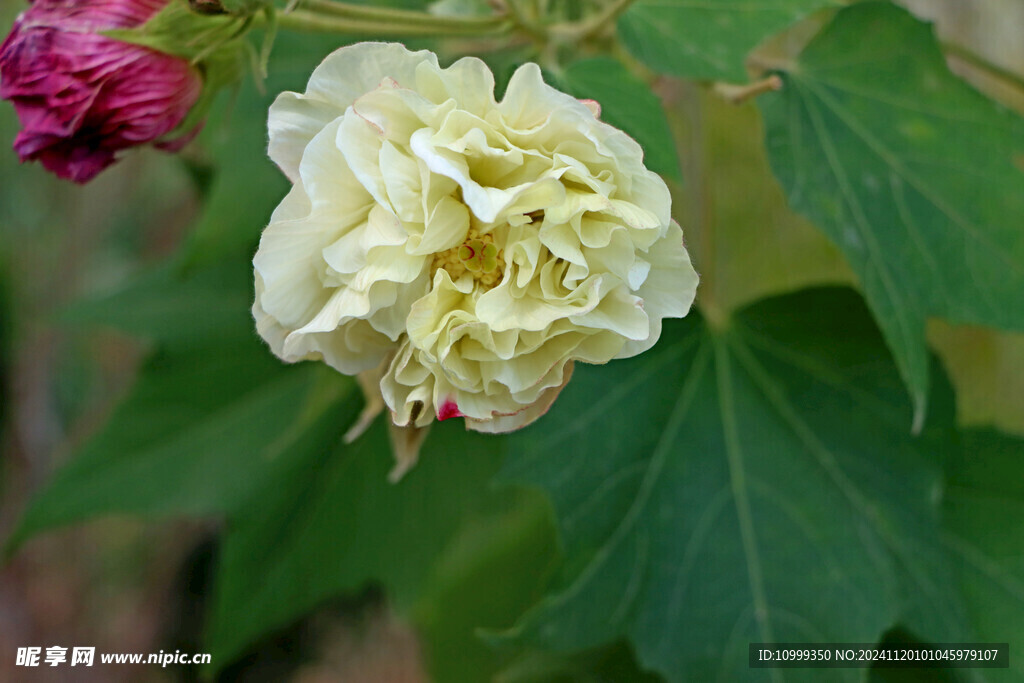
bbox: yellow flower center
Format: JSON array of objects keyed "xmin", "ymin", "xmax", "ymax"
[{"xmin": 431, "ymin": 227, "xmax": 505, "ymax": 288}]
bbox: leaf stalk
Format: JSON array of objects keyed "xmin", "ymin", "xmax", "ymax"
[
  {"xmin": 274, "ymin": 8, "xmax": 514, "ymax": 37},
  {"xmin": 713, "ymin": 75, "xmax": 783, "ymax": 105}
]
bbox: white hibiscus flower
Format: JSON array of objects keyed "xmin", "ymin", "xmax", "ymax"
[{"xmin": 253, "ymin": 42, "xmax": 698, "ymax": 475}]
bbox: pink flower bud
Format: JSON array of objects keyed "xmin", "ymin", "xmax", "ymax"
[{"xmin": 0, "ymin": 0, "xmax": 202, "ymax": 183}]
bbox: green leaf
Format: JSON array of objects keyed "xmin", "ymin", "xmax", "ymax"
[
  {"xmin": 618, "ymin": 0, "xmax": 838, "ymax": 82},
  {"xmin": 944, "ymin": 430, "xmax": 1024, "ymax": 681},
  {"xmin": 6, "ymin": 256, "xmax": 356, "ymax": 551},
  {"xmin": 758, "ymin": 1, "xmax": 1024, "ymax": 426},
  {"xmin": 207, "ymin": 419, "xmax": 530, "ymax": 668},
  {"xmin": 557, "ymin": 58, "xmax": 681, "ymax": 179},
  {"xmin": 60, "ymin": 260, "xmax": 254, "ymax": 350},
  {"xmin": 412, "ymin": 488, "xmax": 560, "ymax": 682},
  {"xmin": 497, "ymin": 640, "xmax": 664, "ymax": 683},
  {"xmin": 499, "ymin": 288, "xmax": 966, "ymax": 682},
  {"xmin": 6, "ymin": 352, "xmax": 333, "ymax": 551}
]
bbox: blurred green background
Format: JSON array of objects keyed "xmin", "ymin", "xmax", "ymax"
[{"xmin": 0, "ymin": 0, "xmax": 1022, "ymax": 680}]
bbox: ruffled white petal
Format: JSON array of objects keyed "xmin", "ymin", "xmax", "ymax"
[
  {"xmin": 305, "ymin": 42, "xmax": 437, "ymax": 109},
  {"xmin": 268, "ymin": 94, "xmax": 345, "ymax": 182},
  {"xmin": 254, "ymin": 42, "xmax": 700, "ymax": 468}
]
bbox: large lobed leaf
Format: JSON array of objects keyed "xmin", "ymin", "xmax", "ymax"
[
  {"xmin": 758, "ymin": 1, "xmax": 1024, "ymax": 426},
  {"xmin": 499, "ymin": 288, "xmax": 967, "ymax": 682},
  {"xmin": 618, "ymin": 0, "xmax": 838, "ymax": 82}
]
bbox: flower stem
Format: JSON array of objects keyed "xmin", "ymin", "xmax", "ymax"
[
  {"xmin": 275, "ymin": 8, "xmax": 513, "ymax": 37},
  {"xmin": 548, "ymin": 0, "xmax": 635, "ymax": 43},
  {"xmin": 712, "ymin": 75, "xmax": 783, "ymax": 105},
  {"xmin": 579, "ymin": 0, "xmax": 636, "ymax": 36},
  {"xmin": 298, "ymin": 0, "xmax": 509, "ymax": 31},
  {"xmin": 500, "ymin": 0, "xmax": 545, "ymax": 41}
]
